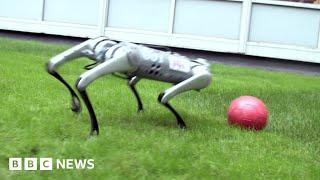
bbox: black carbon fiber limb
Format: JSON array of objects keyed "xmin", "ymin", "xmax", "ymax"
[
  {"xmin": 158, "ymin": 92, "xmax": 186, "ymax": 129},
  {"xmin": 47, "ymin": 69, "xmax": 81, "ymax": 113}
]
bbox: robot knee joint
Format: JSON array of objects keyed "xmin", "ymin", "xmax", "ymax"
[
  {"xmin": 46, "ymin": 61, "xmax": 56, "ymax": 74},
  {"xmin": 158, "ymin": 92, "xmax": 170, "ymax": 104},
  {"xmin": 194, "ymin": 72, "xmax": 212, "ymax": 90},
  {"xmin": 75, "ymin": 77, "xmax": 86, "ymax": 91}
]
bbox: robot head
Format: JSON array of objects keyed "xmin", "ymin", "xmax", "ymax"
[
  {"xmin": 193, "ymin": 58, "xmax": 210, "ymax": 67},
  {"xmin": 93, "ymin": 39, "xmax": 117, "ymax": 62}
]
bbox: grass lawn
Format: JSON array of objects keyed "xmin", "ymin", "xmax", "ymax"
[{"xmin": 0, "ymin": 37, "xmax": 319, "ymax": 179}]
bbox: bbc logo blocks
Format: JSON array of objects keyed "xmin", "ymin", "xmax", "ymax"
[
  {"xmin": 8, "ymin": 158, "xmax": 22, "ymax": 171},
  {"xmin": 9, "ymin": 158, "xmax": 53, "ymax": 171},
  {"xmin": 8, "ymin": 158, "xmax": 94, "ymax": 171},
  {"xmin": 40, "ymin": 158, "xmax": 53, "ymax": 170}
]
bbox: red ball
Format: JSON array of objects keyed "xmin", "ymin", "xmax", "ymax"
[{"xmin": 227, "ymin": 96, "xmax": 268, "ymax": 130}]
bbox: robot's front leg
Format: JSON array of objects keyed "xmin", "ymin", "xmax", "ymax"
[
  {"xmin": 128, "ymin": 76, "xmax": 144, "ymax": 112},
  {"xmin": 158, "ymin": 66, "xmax": 212, "ymax": 129},
  {"xmin": 76, "ymin": 54, "xmax": 136, "ymax": 135},
  {"xmin": 46, "ymin": 37, "xmax": 108, "ymax": 112},
  {"xmin": 158, "ymin": 93, "xmax": 186, "ymax": 128}
]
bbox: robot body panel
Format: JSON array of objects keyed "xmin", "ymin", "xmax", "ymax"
[{"xmin": 109, "ymin": 42, "xmax": 197, "ymax": 84}]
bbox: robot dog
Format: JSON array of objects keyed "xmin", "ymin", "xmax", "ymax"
[{"xmin": 46, "ymin": 37, "xmax": 212, "ymax": 135}]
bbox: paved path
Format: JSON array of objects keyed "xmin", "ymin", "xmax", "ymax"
[{"xmin": 1, "ymin": 30, "xmax": 319, "ymax": 76}]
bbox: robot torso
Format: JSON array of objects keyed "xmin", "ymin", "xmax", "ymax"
[{"xmin": 106, "ymin": 42, "xmax": 209, "ymax": 84}]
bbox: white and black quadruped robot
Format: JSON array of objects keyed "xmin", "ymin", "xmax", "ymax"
[{"xmin": 46, "ymin": 37, "xmax": 212, "ymax": 135}]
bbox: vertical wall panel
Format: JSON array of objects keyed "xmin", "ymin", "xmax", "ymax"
[
  {"xmin": 0, "ymin": 0, "xmax": 43, "ymax": 20},
  {"xmin": 249, "ymin": 4, "xmax": 320, "ymax": 48},
  {"xmin": 107, "ymin": 0, "xmax": 171, "ymax": 32},
  {"xmin": 174, "ymin": 0, "xmax": 242, "ymax": 39},
  {"xmin": 44, "ymin": 0, "xmax": 99, "ymax": 25}
]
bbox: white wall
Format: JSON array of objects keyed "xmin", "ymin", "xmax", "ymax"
[
  {"xmin": 0, "ymin": 0, "xmax": 43, "ymax": 20},
  {"xmin": 174, "ymin": 0, "xmax": 242, "ymax": 39},
  {"xmin": 107, "ymin": 0, "xmax": 171, "ymax": 32},
  {"xmin": 250, "ymin": 4, "xmax": 320, "ymax": 48},
  {"xmin": 0, "ymin": 0, "xmax": 319, "ymax": 63},
  {"xmin": 44, "ymin": 0, "xmax": 100, "ymax": 26}
]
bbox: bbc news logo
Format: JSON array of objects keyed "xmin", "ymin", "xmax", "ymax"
[{"xmin": 9, "ymin": 158, "xmax": 94, "ymax": 171}]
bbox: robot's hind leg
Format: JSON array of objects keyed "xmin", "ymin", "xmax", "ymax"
[
  {"xmin": 47, "ymin": 70, "xmax": 81, "ymax": 113},
  {"xmin": 75, "ymin": 53, "xmax": 136, "ymax": 135},
  {"xmin": 46, "ymin": 37, "xmax": 109, "ymax": 113},
  {"xmin": 157, "ymin": 66, "xmax": 212, "ymax": 129},
  {"xmin": 128, "ymin": 76, "xmax": 143, "ymax": 112}
]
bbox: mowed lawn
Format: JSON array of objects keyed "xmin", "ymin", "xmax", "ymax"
[{"xmin": 0, "ymin": 37, "xmax": 319, "ymax": 179}]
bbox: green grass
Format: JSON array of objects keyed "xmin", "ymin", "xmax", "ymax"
[{"xmin": 0, "ymin": 37, "xmax": 319, "ymax": 179}]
